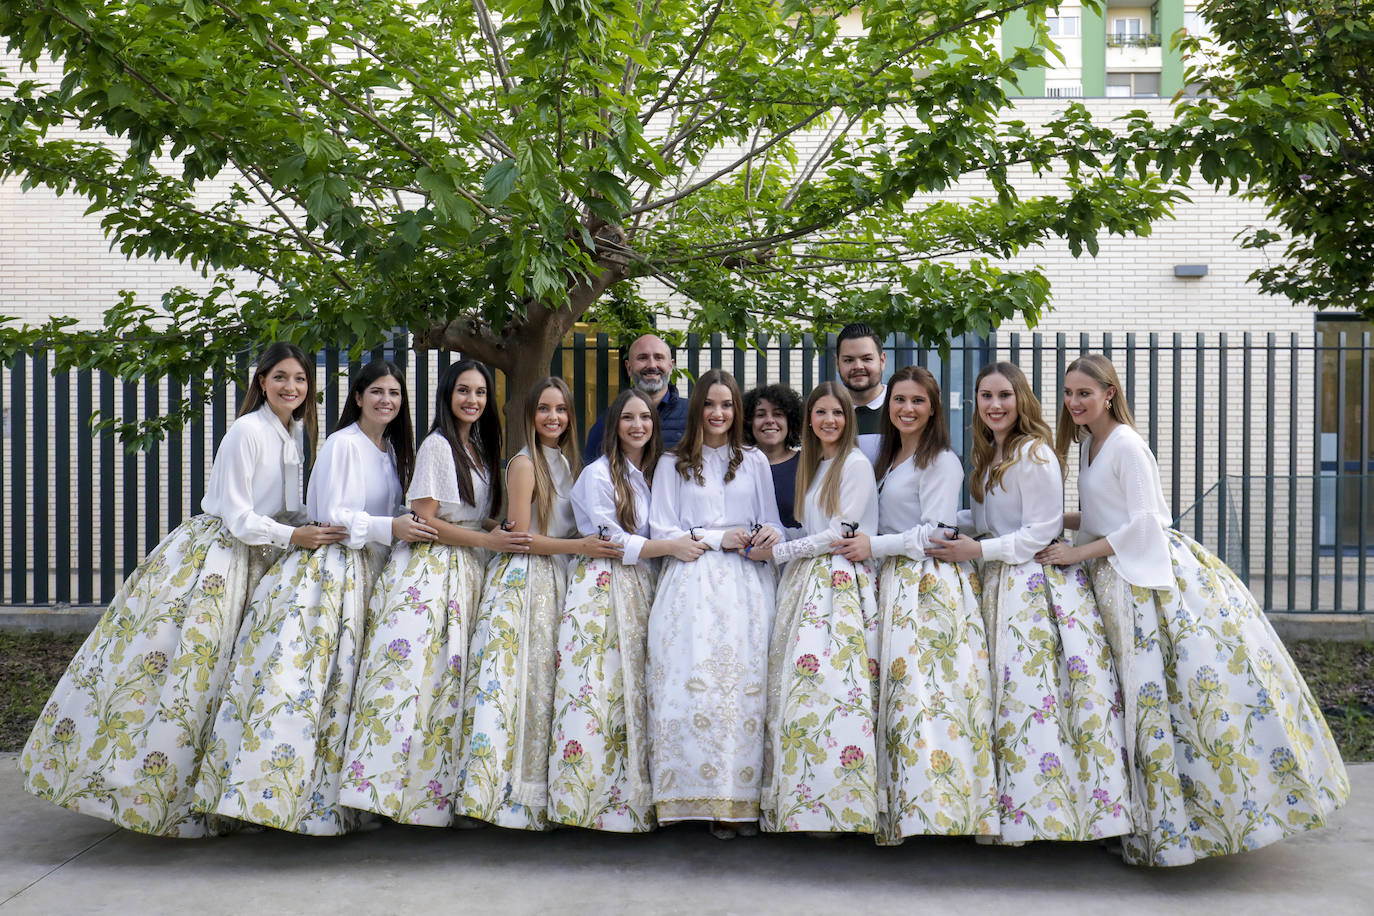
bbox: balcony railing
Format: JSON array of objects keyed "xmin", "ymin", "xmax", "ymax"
[{"xmin": 1107, "ymin": 33, "xmax": 1162, "ymax": 48}]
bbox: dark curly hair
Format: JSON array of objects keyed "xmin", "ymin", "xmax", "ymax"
[{"xmin": 742, "ymin": 383, "xmax": 803, "ymax": 450}]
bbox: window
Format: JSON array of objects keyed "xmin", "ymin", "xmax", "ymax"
[
  {"xmin": 1105, "ymin": 72, "xmax": 1160, "ymax": 97},
  {"xmin": 1112, "ymin": 17, "xmax": 1143, "ymax": 37},
  {"xmin": 1317, "ymin": 317, "xmax": 1374, "ymax": 551},
  {"xmin": 1047, "ymin": 16, "xmax": 1079, "ymax": 37},
  {"xmin": 1183, "ymin": 12, "xmax": 1212, "ymax": 38}
]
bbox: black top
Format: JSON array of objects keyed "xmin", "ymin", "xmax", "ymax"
[{"xmin": 769, "ymin": 451, "xmax": 801, "ymax": 529}]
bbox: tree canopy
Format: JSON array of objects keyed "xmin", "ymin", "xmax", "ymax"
[
  {"xmin": 1180, "ymin": 0, "xmax": 1374, "ymax": 317},
  {"xmin": 0, "ymin": 0, "xmax": 1336, "ymax": 438}
]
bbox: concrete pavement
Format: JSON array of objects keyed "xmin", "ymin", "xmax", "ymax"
[{"xmin": 2, "ymin": 754, "xmax": 1369, "ymax": 916}]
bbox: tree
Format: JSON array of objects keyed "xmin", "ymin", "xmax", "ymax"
[
  {"xmin": 1176, "ymin": 0, "xmax": 1371, "ymax": 316},
  {"xmin": 0, "ymin": 0, "xmax": 1239, "ymax": 443}
]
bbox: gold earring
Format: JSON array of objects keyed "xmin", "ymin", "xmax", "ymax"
[{"xmin": 1106, "ymin": 398, "xmax": 1113, "ymax": 411}]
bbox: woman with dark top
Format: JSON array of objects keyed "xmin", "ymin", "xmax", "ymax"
[{"xmin": 743, "ymin": 384, "xmax": 803, "ymax": 529}]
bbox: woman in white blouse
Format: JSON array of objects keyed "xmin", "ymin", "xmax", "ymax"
[
  {"xmin": 457, "ymin": 377, "xmax": 621, "ymax": 831},
  {"xmin": 24, "ymin": 343, "xmax": 342, "ymax": 837},
  {"xmin": 647, "ymin": 369, "xmax": 782, "ymax": 839},
  {"xmin": 342, "ymin": 359, "xmax": 526, "ymax": 826},
  {"xmin": 835, "ymin": 365, "xmax": 996, "ymax": 843},
  {"xmin": 195, "ymin": 360, "xmax": 435, "ymax": 835},
  {"xmin": 750, "ymin": 382, "xmax": 880, "ymax": 835},
  {"xmin": 547, "ymin": 389, "xmax": 708, "ymax": 832},
  {"xmin": 1037, "ymin": 354, "xmax": 1348, "ymax": 866},
  {"xmin": 927, "ymin": 361, "xmax": 1130, "ymax": 845}
]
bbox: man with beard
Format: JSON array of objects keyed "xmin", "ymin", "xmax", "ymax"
[
  {"xmin": 835, "ymin": 322, "xmax": 887, "ymax": 463},
  {"xmin": 584, "ymin": 333, "xmax": 690, "ymax": 460}
]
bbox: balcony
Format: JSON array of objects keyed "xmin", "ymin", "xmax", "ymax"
[
  {"xmin": 1106, "ymin": 33, "xmax": 1163, "ymax": 71},
  {"xmin": 1106, "ymin": 33, "xmax": 1161, "ymax": 49}
]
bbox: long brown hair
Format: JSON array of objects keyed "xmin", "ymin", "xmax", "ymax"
[
  {"xmin": 602, "ymin": 389, "xmax": 663, "ymax": 532},
  {"xmin": 1054, "ymin": 354, "xmax": 1137, "ymax": 467},
  {"xmin": 794, "ymin": 382, "xmax": 857, "ymax": 522},
  {"xmin": 969, "ymin": 361, "xmax": 1059, "ymax": 502},
  {"xmin": 522, "ymin": 377, "xmax": 581, "ymax": 532},
  {"xmin": 874, "ymin": 366, "xmax": 951, "ymax": 484},
  {"xmin": 237, "ymin": 342, "xmax": 319, "ymax": 463},
  {"xmin": 674, "ymin": 369, "xmax": 745, "ymax": 485}
]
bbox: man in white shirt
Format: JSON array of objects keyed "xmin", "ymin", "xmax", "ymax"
[{"xmin": 836, "ymin": 323, "xmax": 886, "ymax": 463}]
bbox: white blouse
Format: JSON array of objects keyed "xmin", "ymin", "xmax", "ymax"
[
  {"xmin": 306, "ymin": 423, "xmax": 404, "ymax": 548},
  {"xmin": 955, "ymin": 440, "xmax": 1063, "ymax": 565},
  {"xmin": 199, "ymin": 405, "xmax": 308, "ymax": 548},
  {"xmin": 408, "ymin": 432, "xmax": 491, "ymax": 525},
  {"xmin": 572, "ymin": 456, "xmax": 651, "ymax": 566},
  {"xmin": 649, "ymin": 445, "xmax": 782, "ymax": 550},
  {"xmin": 513, "ymin": 445, "xmax": 576, "ymax": 537},
  {"xmin": 871, "ymin": 449, "xmax": 964, "ymax": 559},
  {"xmin": 1076, "ymin": 425, "xmax": 1175, "ymax": 589},
  {"xmin": 774, "ymin": 450, "xmax": 879, "ymax": 562}
]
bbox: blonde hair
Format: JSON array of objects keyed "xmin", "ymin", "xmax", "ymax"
[
  {"xmin": 969, "ymin": 362, "xmax": 1061, "ymax": 502},
  {"xmin": 794, "ymin": 382, "xmax": 858, "ymax": 522},
  {"xmin": 522, "ymin": 377, "xmax": 581, "ymax": 532},
  {"xmin": 674, "ymin": 369, "xmax": 745, "ymax": 485},
  {"xmin": 1054, "ymin": 354, "xmax": 1136, "ymax": 467}
]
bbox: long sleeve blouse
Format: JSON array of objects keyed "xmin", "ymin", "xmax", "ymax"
[
  {"xmin": 649, "ymin": 445, "xmax": 782, "ymax": 550},
  {"xmin": 773, "ymin": 450, "xmax": 879, "ymax": 563},
  {"xmin": 514, "ymin": 445, "xmax": 576, "ymax": 537},
  {"xmin": 571, "ymin": 456, "xmax": 651, "ymax": 566},
  {"xmin": 305, "ymin": 423, "xmax": 404, "ymax": 548},
  {"xmin": 1076, "ymin": 425, "xmax": 1174, "ymax": 588},
  {"xmin": 955, "ymin": 440, "xmax": 1063, "ymax": 565},
  {"xmin": 408, "ymin": 432, "xmax": 490, "ymax": 525},
  {"xmin": 199, "ymin": 405, "xmax": 308, "ymax": 548},
  {"xmin": 871, "ymin": 449, "xmax": 964, "ymax": 559}
]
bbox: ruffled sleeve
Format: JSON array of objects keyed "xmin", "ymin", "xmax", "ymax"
[
  {"xmin": 871, "ymin": 450, "xmax": 963, "ymax": 559},
  {"xmin": 1097, "ymin": 433, "xmax": 1175, "ymax": 589},
  {"xmin": 572, "ymin": 459, "xmax": 649, "ymax": 566},
  {"xmin": 774, "ymin": 452, "xmax": 878, "ymax": 562},
  {"xmin": 206, "ymin": 416, "xmax": 297, "ymax": 548},
  {"xmin": 310, "ymin": 430, "xmax": 398, "ymax": 548},
  {"xmin": 979, "ymin": 442, "xmax": 1063, "ymax": 564}
]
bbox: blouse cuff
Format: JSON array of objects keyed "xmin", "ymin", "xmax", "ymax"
[
  {"xmin": 622, "ymin": 534, "xmax": 647, "ymax": 566},
  {"xmin": 869, "ymin": 533, "xmax": 906, "ymax": 560},
  {"xmin": 700, "ymin": 529, "xmax": 725, "ymax": 551},
  {"xmin": 264, "ymin": 518, "xmax": 296, "ymax": 549},
  {"xmin": 980, "ymin": 535, "xmax": 1010, "ymax": 564},
  {"xmin": 366, "ymin": 514, "xmax": 395, "ymax": 546}
]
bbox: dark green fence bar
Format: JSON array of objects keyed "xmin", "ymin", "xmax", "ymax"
[{"xmin": 9, "ymin": 353, "xmax": 25, "ymax": 602}]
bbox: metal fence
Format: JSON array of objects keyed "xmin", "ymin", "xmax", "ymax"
[{"xmin": 1, "ymin": 329, "xmax": 1369, "ymax": 613}]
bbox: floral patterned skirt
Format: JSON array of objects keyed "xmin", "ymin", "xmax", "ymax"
[
  {"xmin": 339, "ymin": 541, "xmax": 487, "ymax": 826},
  {"xmin": 192, "ymin": 542, "xmax": 387, "ymax": 835},
  {"xmin": 547, "ymin": 556, "xmax": 657, "ymax": 833},
  {"xmin": 647, "ymin": 550, "xmax": 775, "ymax": 824},
  {"xmin": 1085, "ymin": 531, "xmax": 1350, "ymax": 866},
  {"xmin": 22, "ymin": 514, "xmax": 281, "ymax": 838},
  {"xmin": 457, "ymin": 552, "xmax": 566, "ymax": 831},
  {"xmin": 875, "ymin": 555, "xmax": 997, "ymax": 844},
  {"xmin": 978, "ymin": 558, "xmax": 1133, "ymax": 843},
  {"xmin": 761, "ymin": 554, "xmax": 880, "ymax": 834}
]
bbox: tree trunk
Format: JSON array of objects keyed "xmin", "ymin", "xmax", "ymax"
[{"xmin": 497, "ymin": 332, "xmax": 562, "ymax": 457}]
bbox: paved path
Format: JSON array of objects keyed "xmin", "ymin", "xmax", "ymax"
[{"xmin": 2, "ymin": 754, "xmax": 1369, "ymax": 915}]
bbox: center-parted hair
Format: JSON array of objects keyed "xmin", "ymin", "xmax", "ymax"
[
  {"xmin": 674, "ymin": 369, "xmax": 745, "ymax": 485},
  {"xmin": 1054, "ymin": 354, "xmax": 1136, "ymax": 467},
  {"xmin": 238, "ymin": 342, "xmax": 320, "ymax": 464},
  {"xmin": 522, "ymin": 377, "xmax": 581, "ymax": 532},
  {"xmin": 431, "ymin": 359, "xmax": 503, "ymax": 516},
  {"xmin": 335, "ymin": 359, "xmax": 415, "ymax": 490},
  {"xmin": 969, "ymin": 361, "xmax": 1059, "ymax": 502},
  {"xmin": 874, "ymin": 366, "xmax": 951, "ymax": 484},
  {"xmin": 794, "ymin": 382, "xmax": 857, "ymax": 521},
  {"xmin": 602, "ymin": 388, "xmax": 664, "ymax": 532}
]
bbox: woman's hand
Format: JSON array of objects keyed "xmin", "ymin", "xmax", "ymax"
[
  {"xmin": 750, "ymin": 524, "xmax": 781, "ymax": 549},
  {"xmin": 747, "ymin": 543, "xmax": 775, "ymax": 563},
  {"xmin": 393, "ymin": 514, "xmax": 439, "ymax": 543},
  {"xmin": 663, "ymin": 536, "xmax": 710, "ymax": 562},
  {"xmin": 486, "ymin": 527, "xmax": 533, "ymax": 553},
  {"xmin": 831, "ymin": 531, "xmax": 871, "ymax": 562},
  {"xmin": 925, "ymin": 533, "xmax": 981, "ymax": 562},
  {"xmin": 1034, "ymin": 542, "xmax": 1080, "ymax": 566},
  {"xmin": 290, "ymin": 524, "xmax": 348, "ymax": 549},
  {"xmin": 578, "ymin": 535, "xmax": 625, "ymax": 559},
  {"xmin": 720, "ymin": 527, "xmax": 751, "ymax": 551}
]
